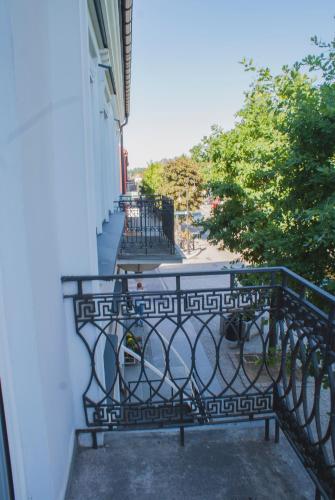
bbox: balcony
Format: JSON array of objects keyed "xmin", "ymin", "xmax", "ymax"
[
  {"xmin": 114, "ymin": 195, "xmax": 183, "ymax": 271},
  {"xmin": 62, "ymin": 267, "xmax": 335, "ymax": 499}
]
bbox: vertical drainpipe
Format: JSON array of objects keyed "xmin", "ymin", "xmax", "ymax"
[
  {"xmin": 118, "ymin": 118, "xmax": 128, "ymax": 194},
  {"xmin": 119, "ymin": 0, "xmax": 132, "ymax": 194}
]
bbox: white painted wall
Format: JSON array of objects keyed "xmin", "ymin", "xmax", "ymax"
[
  {"xmin": 0, "ymin": 0, "xmax": 124, "ymax": 498},
  {"xmin": 89, "ymin": 40, "xmax": 121, "ymax": 231}
]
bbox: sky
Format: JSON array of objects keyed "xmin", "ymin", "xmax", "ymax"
[{"xmin": 125, "ymin": 0, "xmax": 334, "ymax": 169}]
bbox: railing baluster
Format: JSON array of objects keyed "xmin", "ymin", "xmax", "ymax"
[
  {"xmin": 179, "ymin": 391, "xmax": 185, "ymax": 446},
  {"xmin": 176, "ymin": 275, "xmax": 181, "ymax": 327},
  {"xmin": 327, "ymin": 307, "xmax": 335, "ymax": 352},
  {"xmin": 230, "ymin": 272, "xmax": 235, "ymax": 289},
  {"xmin": 264, "ymin": 418, "xmax": 270, "ymax": 441},
  {"xmin": 268, "ymin": 282, "xmax": 278, "ymax": 351}
]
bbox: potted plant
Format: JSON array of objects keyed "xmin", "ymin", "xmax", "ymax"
[
  {"xmin": 124, "ymin": 332, "xmax": 142, "ymax": 364},
  {"xmin": 222, "ymin": 306, "xmax": 257, "ymax": 347}
]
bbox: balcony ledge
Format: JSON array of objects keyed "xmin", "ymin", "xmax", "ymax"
[
  {"xmin": 117, "ymin": 244, "xmax": 184, "ymax": 272},
  {"xmin": 97, "ymin": 212, "xmax": 125, "ymax": 274}
]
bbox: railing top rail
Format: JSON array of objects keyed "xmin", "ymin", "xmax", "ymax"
[
  {"xmin": 61, "ymin": 265, "xmax": 283, "ymax": 282},
  {"xmin": 61, "ymin": 266, "xmax": 335, "ymax": 306},
  {"xmin": 281, "ymin": 267, "xmax": 335, "ymax": 302}
]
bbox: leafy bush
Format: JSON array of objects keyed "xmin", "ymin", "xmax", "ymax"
[{"xmin": 192, "ymin": 33, "xmax": 335, "ymax": 289}]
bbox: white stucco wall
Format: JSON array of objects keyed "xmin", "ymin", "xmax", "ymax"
[
  {"xmin": 88, "ymin": 30, "xmax": 121, "ymax": 232},
  {"xmin": 0, "ymin": 0, "xmax": 124, "ymax": 498}
]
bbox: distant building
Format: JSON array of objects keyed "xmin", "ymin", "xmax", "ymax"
[{"xmin": 121, "ymin": 148, "xmax": 129, "ymax": 194}]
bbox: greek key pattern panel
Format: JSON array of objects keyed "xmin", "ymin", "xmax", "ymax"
[
  {"xmin": 182, "ymin": 288, "xmax": 271, "ymax": 315},
  {"xmin": 89, "ymin": 402, "xmax": 196, "ymax": 427},
  {"xmin": 75, "ymin": 288, "xmax": 272, "ymax": 322},
  {"xmin": 75, "ymin": 294, "xmax": 177, "ymax": 321},
  {"xmin": 204, "ymin": 394, "xmax": 273, "ymax": 418},
  {"xmin": 86, "ymin": 394, "xmax": 273, "ymax": 427}
]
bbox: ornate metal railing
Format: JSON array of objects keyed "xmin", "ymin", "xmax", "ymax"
[
  {"xmin": 62, "ymin": 267, "xmax": 335, "ymax": 498},
  {"xmin": 114, "ymin": 195, "xmax": 175, "ymax": 256}
]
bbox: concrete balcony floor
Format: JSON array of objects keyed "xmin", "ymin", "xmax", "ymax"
[{"xmin": 67, "ymin": 422, "xmax": 315, "ymax": 500}]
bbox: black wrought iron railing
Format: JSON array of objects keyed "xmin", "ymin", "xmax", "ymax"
[
  {"xmin": 114, "ymin": 195, "xmax": 175, "ymax": 256},
  {"xmin": 62, "ymin": 267, "xmax": 335, "ymax": 499}
]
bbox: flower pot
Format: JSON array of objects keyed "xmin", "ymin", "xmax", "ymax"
[{"xmin": 224, "ymin": 314, "xmax": 243, "ymax": 344}]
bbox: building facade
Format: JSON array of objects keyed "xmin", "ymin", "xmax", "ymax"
[{"xmin": 0, "ymin": 1, "xmax": 132, "ymax": 498}]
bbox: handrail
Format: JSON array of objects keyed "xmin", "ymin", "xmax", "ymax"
[
  {"xmin": 61, "ymin": 266, "xmax": 335, "ymax": 305},
  {"xmin": 62, "ymin": 266, "xmax": 283, "ymax": 282}
]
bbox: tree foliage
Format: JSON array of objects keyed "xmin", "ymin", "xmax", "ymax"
[
  {"xmin": 193, "ymin": 34, "xmax": 335, "ymax": 289},
  {"xmin": 163, "ymin": 156, "xmax": 203, "ymax": 211},
  {"xmin": 140, "ymin": 162, "xmax": 164, "ymax": 196},
  {"xmin": 140, "ymin": 156, "xmax": 203, "ymax": 211}
]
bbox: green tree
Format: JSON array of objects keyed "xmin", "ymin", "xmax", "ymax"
[
  {"xmin": 194, "ymin": 34, "xmax": 335, "ymax": 289},
  {"xmin": 163, "ymin": 155, "xmax": 203, "ymax": 211},
  {"xmin": 140, "ymin": 162, "xmax": 164, "ymax": 196}
]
